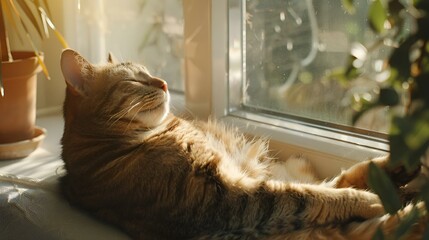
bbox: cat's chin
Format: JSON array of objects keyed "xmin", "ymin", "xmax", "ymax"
[{"xmin": 138, "ymin": 95, "xmax": 170, "ymax": 129}]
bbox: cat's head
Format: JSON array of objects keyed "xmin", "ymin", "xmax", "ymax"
[{"xmin": 61, "ymin": 49, "xmax": 170, "ymax": 130}]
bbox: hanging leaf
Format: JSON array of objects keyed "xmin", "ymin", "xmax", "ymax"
[
  {"xmin": 33, "ymin": 50, "xmax": 50, "ymax": 79},
  {"xmin": 405, "ymin": 111, "xmax": 429, "ymax": 151},
  {"xmin": 369, "ymin": 0, "xmax": 388, "ymax": 33},
  {"xmin": 342, "ymin": 0, "xmax": 356, "ymax": 14},
  {"xmin": 2, "ymin": 0, "xmax": 23, "ymax": 45},
  {"xmin": 371, "ymin": 227, "xmax": 385, "ymax": 240},
  {"xmin": 39, "ymin": 6, "xmax": 49, "ymax": 38},
  {"xmin": 424, "ymin": 227, "xmax": 429, "ymax": 240},
  {"xmin": 34, "ymin": 0, "xmax": 49, "ymax": 38},
  {"xmin": 367, "ymin": 162, "xmax": 402, "ymax": 214},
  {"xmin": 389, "ymin": 114, "xmax": 414, "ymax": 168},
  {"xmin": 41, "ymin": 0, "xmax": 51, "ymax": 17},
  {"xmin": 15, "ymin": 0, "xmax": 45, "ymax": 39},
  {"xmin": 387, "ymin": 0, "xmax": 404, "ymax": 28},
  {"xmin": 394, "ymin": 206, "xmax": 419, "ymax": 239},
  {"xmin": 6, "ymin": 0, "xmax": 50, "ymax": 79},
  {"xmin": 389, "ymin": 35, "xmax": 417, "ymax": 82},
  {"xmin": 352, "ymin": 99, "xmax": 378, "ymax": 124},
  {"xmin": 39, "ymin": 7, "xmax": 68, "ymax": 48},
  {"xmin": 378, "ymin": 87, "xmax": 400, "ymax": 106},
  {"xmin": 412, "ymin": 73, "xmax": 429, "ymax": 104},
  {"xmin": 389, "ymin": 111, "xmax": 429, "ymax": 171},
  {"xmin": 417, "ymin": 17, "xmax": 429, "ymax": 40},
  {"xmin": 414, "ymin": 0, "xmax": 429, "ymax": 10}
]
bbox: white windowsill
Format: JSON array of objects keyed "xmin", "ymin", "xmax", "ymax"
[{"xmin": 221, "ymin": 113, "xmax": 387, "ymax": 179}]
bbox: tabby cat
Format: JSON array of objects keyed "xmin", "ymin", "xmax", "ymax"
[{"xmin": 60, "ymin": 49, "xmax": 424, "ymax": 239}]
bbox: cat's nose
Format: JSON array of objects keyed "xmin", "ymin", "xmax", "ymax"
[{"xmin": 149, "ymin": 77, "xmax": 168, "ymax": 92}]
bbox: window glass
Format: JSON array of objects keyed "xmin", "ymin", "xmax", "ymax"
[
  {"xmin": 75, "ymin": 0, "xmax": 184, "ymax": 91},
  {"xmin": 232, "ymin": 0, "xmax": 396, "ymax": 134}
]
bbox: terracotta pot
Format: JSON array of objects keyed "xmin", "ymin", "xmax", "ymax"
[{"xmin": 0, "ymin": 51, "xmax": 42, "ymax": 144}]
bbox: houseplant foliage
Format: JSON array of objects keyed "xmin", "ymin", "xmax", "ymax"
[
  {"xmin": 0, "ymin": 0, "xmax": 68, "ymax": 96},
  {"xmin": 342, "ymin": 0, "xmax": 429, "ymax": 238},
  {"xmin": 0, "ymin": 0, "xmax": 67, "ymax": 147}
]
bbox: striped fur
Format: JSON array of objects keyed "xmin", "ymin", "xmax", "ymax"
[{"xmin": 60, "ymin": 49, "xmax": 426, "ymax": 239}]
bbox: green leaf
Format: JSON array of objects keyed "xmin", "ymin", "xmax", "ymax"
[
  {"xmin": 342, "ymin": 0, "xmax": 356, "ymax": 14},
  {"xmin": 387, "ymin": 0, "xmax": 404, "ymax": 28},
  {"xmin": 414, "ymin": 0, "xmax": 429, "ymax": 11},
  {"xmin": 388, "ymin": 0, "xmax": 404, "ymax": 16},
  {"xmin": 378, "ymin": 87, "xmax": 400, "ymax": 106},
  {"xmin": 389, "ymin": 111, "xmax": 429, "ymax": 171},
  {"xmin": 414, "ymin": 73, "xmax": 429, "ymax": 104},
  {"xmin": 369, "ymin": 0, "xmax": 388, "ymax": 33},
  {"xmin": 344, "ymin": 55, "xmax": 363, "ymax": 80},
  {"xmin": 367, "ymin": 162, "xmax": 402, "ymax": 214},
  {"xmin": 389, "ymin": 35, "xmax": 417, "ymax": 82},
  {"xmin": 417, "ymin": 17, "xmax": 429, "ymax": 40},
  {"xmin": 326, "ymin": 68, "xmax": 349, "ymax": 85},
  {"xmin": 423, "ymin": 226, "xmax": 429, "ymax": 240},
  {"xmin": 389, "ymin": 116, "xmax": 415, "ymax": 168},
  {"xmin": 372, "ymin": 227, "xmax": 385, "ymax": 240},
  {"xmin": 352, "ymin": 100, "xmax": 378, "ymax": 125},
  {"xmin": 405, "ymin": 115, "xmax": 429, "ymax": 151},
  {"xmin": 394, "ymin": 206, "xmax": 419, "ymax": 238}
]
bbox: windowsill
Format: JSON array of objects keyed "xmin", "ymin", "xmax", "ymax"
[
  {"xmin": 0, "ymin": 113, "xmax": 64, "ymax": 180},
  {"xmin": 0, "ymin": 113, "xmax": 130, "ymax": 240},
  {"xmin": 221, "ymin": 113, "xmax": 387, "ymax": 179}
]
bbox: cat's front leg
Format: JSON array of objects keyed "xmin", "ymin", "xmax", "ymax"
[
  {"xmin": 265, "ymin": 181, "xmax": 384, "ymax": 227},
  {"xmin": 327, "ymin": 155, "xmax": 419, "ymax": 190}
]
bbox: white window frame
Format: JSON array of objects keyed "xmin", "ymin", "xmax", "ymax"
[{"xmin": 186, "ymin": 0, "xmax": 388, "ymax": 178}]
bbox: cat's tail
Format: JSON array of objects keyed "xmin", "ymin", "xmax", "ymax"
[{"xmin": 196, "ymin": 202, "xmax": 427, "ymax": 240}]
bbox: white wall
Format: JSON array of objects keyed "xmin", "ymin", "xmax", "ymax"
[
  {"xmin": 38, "ymin": 0, "xmax": 67, "ymax": 112},
  {"xmin": 7, "ymin": 0, "xmax": 184, "ymax": 114}
]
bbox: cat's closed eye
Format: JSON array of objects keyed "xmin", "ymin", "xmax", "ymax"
[{"xmin": 124, "ymin": 78, "xmax": 167, "ymax": 92}]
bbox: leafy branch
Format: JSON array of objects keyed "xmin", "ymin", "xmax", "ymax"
[{"xmin": 342, "ymin": 0, "xmax": 429, "ymax": 238}]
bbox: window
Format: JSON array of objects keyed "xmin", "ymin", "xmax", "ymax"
[
  {"xmin": 208, "ymin": 0, "xmax": 390, "ymax": 175},
  {"xmin": 229, "ymin": 0, "xmax": 395, "ymax": 131},
  {"xmin": 239, "ymin": 0, "xmax": 391, "ymax": 132},
  {"xmin": 65, "ymin": 0, "xmax": 184, "ymax": 92}
]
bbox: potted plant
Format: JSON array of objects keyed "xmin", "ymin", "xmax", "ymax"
[
  {"xmin": 341, "ymin": 0, "xmax": 429, "ymax": 238},
  {"xmin": 0, "ymin": 0, "xmax": 67, "ymax": 159}
]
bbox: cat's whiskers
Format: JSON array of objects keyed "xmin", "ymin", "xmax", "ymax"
[
  {"xmin": 107, "ymin": 98, "xmax": 142, "ymax": 128},
  {"xmin": 124, "ymin": 103, "xmax": 147, "ymax": 132}
]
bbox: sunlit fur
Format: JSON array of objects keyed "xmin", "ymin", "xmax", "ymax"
[{"xmin": 60, "ymin": 49, "xmax": 426, "ymax": 240}]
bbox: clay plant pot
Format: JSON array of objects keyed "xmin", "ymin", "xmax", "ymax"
[{"xmin": 0, "ymin": 51, "xmax": 42, "ymax": 144}]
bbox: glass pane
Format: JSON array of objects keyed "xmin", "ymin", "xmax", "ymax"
[
  {"xmin": 241, "ymin": 0, "xmax": 393, "ymax": 133},
  {"xmin": 90, "ymin": 0, "xmax": 184, "ymax": 91}
]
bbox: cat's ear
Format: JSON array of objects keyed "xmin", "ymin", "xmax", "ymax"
[
  {"xmin": 61, "ymin": 49, "xmax": 93, "ymax": 96},
  {"xmin": 107, "ymin": 52, "xmax": 118, "ymax": 64}
]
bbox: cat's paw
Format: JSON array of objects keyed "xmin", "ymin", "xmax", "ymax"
[
  {"xmin": 373, "ymin": 156, "xmax": 421, "ymax": 187},
  {"xmin": 354, "ymin": 191, "xmax": 385, "ymax": 220}
]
